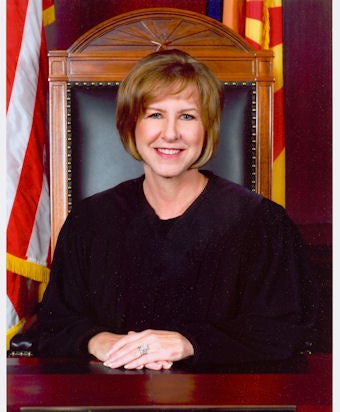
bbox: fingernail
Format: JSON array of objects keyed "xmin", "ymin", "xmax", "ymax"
[{"xmin": 104, "ymin": 361, "xmax": 116, "ymax": 368}]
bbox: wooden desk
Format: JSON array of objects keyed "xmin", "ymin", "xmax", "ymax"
[{"xmin": 7, "ymin": 354, "xmax": 331, "ymax": 411}]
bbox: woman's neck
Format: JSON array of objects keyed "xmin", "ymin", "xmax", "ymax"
[{"xmin": 143, "ymin": 170, "xmax": 208, "ymax": 220}]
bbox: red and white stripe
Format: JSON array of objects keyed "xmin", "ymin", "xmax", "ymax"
[{"xmin": 6, "ymin": 0, "xmax": 53, "ymax": 347}]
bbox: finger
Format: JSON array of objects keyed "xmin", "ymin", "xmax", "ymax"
[
  {"xmin": 106, "ymin": 330, "xmax": 147, "ymax": 357},
  {"xmin": 125, "ymin": 360, "xmax": 162, "ymax": 370},
  {"xmin": 162, "ymin": 361, "xmax": 173, "ymax": 369},
  {"xmin": 103, "ymin": 346, "xmax": 142, "ymax": 368},
  {"xmin": 105, "ymin": 330, "xmax": 154, "ymax": 368},
  {"xmin": 124, "ymin": 358, "xmax": 173, "ymax": 371},
  {"xmin": 141, "ymin": 362, "xmax": 162, "ymax": 370},
  {"xmin": 104, "ymin": 341, "xmax": 151, "ymax": 369},
  {"xmin": 144, "ymin": 361, "xmax": 173, "ymax": 370}
]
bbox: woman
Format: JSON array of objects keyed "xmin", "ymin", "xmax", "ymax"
[{"xmin": 38, "ymin": 49, "xmax": 315, "ymax": 370}]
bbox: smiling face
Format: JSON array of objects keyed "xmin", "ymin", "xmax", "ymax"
[
  {"xmin": 135, "ymin": 87, "xmax": 205, "ymax": 181},
  {"xmin": 116, "ymin": 49, "xmax": 223, "ymax": 169}
]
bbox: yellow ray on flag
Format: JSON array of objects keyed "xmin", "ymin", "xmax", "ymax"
[{"xmin": 244, "ymin": 0, "xmax": 285, "ymax": 206}]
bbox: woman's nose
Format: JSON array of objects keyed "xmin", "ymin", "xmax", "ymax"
[{"xmin": 163, "ymin": 118, "xmax": 179, "ymax": 141}]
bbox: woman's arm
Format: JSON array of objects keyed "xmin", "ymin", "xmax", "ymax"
[
  {"xmin": 176, "ymin": 199, "xmax": 317, "ymax": 367},
  {"xmin": 38, "ymin": 209, "xmax": 110, "ymax": 356}
]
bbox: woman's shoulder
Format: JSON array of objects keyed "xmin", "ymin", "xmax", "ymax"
[
  {"xmin": 68, "ymin": 175, "xmax": 145, "ymax": 220},
  {"xmin": 202, "ymin": 170, "xmax": 262, "ymax": 206},
  {"xmin": 90, "ymin": 175, "xmax": 143, "ymax": 201},
  {"xmin": 202, "ymin": 170, "xmax": 288, "ymax": 222}
]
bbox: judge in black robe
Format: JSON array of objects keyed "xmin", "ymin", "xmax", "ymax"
[
  {"xmin": 38, "ymin": 171, "xmax": 315, "ymax": 369},
  {"xmin": 38, "ymin": 49, "xmax": 316, "ymax": 371}
]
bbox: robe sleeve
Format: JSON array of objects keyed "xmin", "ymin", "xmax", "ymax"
[
  {"xmin": 37, "ymin": 208, "xmax": 108, "ymax": 356},
  {"xmin": 177, "ymin": 199, "xmax": 317, "ymax": 368}
]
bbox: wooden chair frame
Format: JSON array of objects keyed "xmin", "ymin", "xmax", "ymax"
[{"xmin": 48, "ymin": 7, "xmax": 274, "ymax": 254}]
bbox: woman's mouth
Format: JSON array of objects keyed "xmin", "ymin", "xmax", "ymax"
[{"xmin": 156, "ymin": 148, "xmax": 182, "ymax": 155}]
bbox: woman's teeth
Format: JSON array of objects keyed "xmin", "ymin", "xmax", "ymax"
[{"xmin": 157, "ymin": 148, "xmax": 181, "ymax": 155}]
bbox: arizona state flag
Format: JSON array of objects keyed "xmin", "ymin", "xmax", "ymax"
[
  {"xmin": 214, "ymin": 0, "xmax": 285, "ymax": 206},
  {"xmin": 244, "ymin": 0, "xmax": 285, "ymax": 206}
]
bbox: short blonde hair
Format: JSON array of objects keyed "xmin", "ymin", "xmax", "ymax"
[{"xmin": 116, "ymin": 49, "xmax": 223, "ymax": 169}]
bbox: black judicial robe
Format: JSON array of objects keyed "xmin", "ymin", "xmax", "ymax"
[{"xmin": 38, "ymin": 171, "xmax": 316, "ymax": 368}]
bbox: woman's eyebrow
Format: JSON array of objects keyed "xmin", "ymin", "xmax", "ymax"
[{"xmin": 145, "ymin": 106, "xmax": 200, "ymax": 112}]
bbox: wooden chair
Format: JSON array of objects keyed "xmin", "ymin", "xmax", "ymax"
[{"xmin": 48, "ymin": 7, "xmax": 274, "ymax": 255}]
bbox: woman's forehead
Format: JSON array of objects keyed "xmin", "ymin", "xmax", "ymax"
[{"xmin": 144, "ymin": 82, "xmax": 200, "ymax": 106}]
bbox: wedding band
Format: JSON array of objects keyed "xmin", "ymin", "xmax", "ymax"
[{"xmin": 138, "ymin": 343, "xmax": 148, "ymax": 357}]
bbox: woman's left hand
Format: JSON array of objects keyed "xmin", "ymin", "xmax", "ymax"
[{"xmin": 103, "ymin": 329, "xmax": 194, "ymax": 370}]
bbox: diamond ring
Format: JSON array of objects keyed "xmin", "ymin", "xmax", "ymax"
[{"xmin": 138, "ymin": 343, "xmax": 148, "ymax": 357}]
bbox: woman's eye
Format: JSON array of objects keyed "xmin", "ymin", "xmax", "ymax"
[
  {"xmin": 148, "ymin": 112, "xmax": 162, "ymax": 119},
  {"xmin": 181, "ymin": 113, "xmax": 194, "ymax": 120}
]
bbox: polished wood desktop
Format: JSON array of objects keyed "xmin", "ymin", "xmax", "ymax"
[{"xmin": 7, "ymin": 354, "xmax": 331, "ymax": 411}]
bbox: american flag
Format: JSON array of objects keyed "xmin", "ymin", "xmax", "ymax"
[{"xmin": 6, "ymin": 0, "xmax": 54, "ymax": 349}]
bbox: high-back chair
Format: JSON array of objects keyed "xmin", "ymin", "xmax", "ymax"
[{"xmin": 48, "ymin": 8, "xmax": 274, "ymax": 255}]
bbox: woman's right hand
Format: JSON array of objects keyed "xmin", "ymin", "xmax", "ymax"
[{"xmin": 88, "ymin": 331, "xmax": 124, "ymax": 362}]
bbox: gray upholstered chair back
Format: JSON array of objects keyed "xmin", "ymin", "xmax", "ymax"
[{"xmin": 69, "ymin": 82, "xmax": 256, "ymax": 207}]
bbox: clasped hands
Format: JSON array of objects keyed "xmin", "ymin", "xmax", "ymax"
[{"xmin": 88, "ymin": 329, "xmax": 194, "ymax": 370}]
